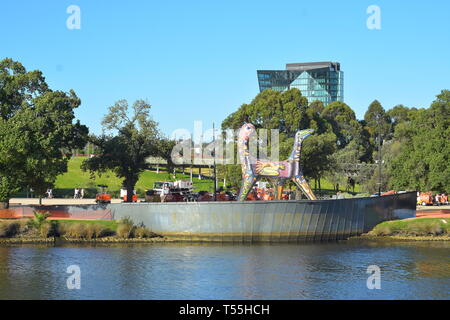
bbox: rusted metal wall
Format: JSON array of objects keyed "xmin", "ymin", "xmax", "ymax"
[{"xmin": 111, "ymin": 192, "xmax": 416, "ymax": 242}]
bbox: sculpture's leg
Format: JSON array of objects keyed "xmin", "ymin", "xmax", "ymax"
[
  {"xmin": 238, "ymin": 174, "xmax": 257, "ymax": 201},
  {"xmin": 276, "ymin": 185, "xmax": 284, "ymax": 200},
  {"xmin": 269, "ymin": 178, "xmax": 285, "ymax": 200},
  {"xmin": 293, "ymin": 175, "xmax": 317, "ymax": 200}
]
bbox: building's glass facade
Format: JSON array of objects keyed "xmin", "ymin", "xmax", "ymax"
[{"xmin": 257, "ymin": 62, "xmax": 344, "ymax": 106}]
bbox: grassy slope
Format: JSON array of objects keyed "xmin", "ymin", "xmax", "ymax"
[
  {"xmin": 369, "ymin": 218, "xmax": 450, "ymax": 237},
  {"xmin": 55, "ymin": 157, "xmax": 214, "ymax": 192},
  {"xmin": 308, "ymin": 179, "xmax": 362, "ymax": 194}
]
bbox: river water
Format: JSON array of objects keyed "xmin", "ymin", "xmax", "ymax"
[{"xmin": 0, "ymin": 241, "xmax": 448, "ymax": 300}]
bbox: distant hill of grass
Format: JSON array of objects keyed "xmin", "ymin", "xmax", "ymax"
[{"xmin": 54, "ymin": 157, "xmax": 214, "ymax": 192}]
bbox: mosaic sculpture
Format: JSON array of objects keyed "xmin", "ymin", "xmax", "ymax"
[{"xmin": 237, "ymin": 123, "xmax": 317, "ymax": 201}]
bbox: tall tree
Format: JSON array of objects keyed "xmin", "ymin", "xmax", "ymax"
[
  {"xmin": 325, "ymin": 139, "xmax": 367, "ymax": 191},
  {"xmin": 386, "ymin": 104, "xmax": 419, "ymax": 139},
  {"xmin": 82, "ymin": 99, "xmax": 161, "ymax": 202},
  {"xmin": 388, "ymin": 90, "xmax": 450, "ymax": 192},
  {"xmin": 222, "ymin": 88, "xmax": 309, "ymax": 136},
  {"xmin": 387, "ymin": 104, "xmax": 411, "ymax": 126},
  {"xmin": 0, "ymin": 58, "xmax": 88, "ymax": 207},
  {"xmin": 302, "ymin": 132, "xmax": 337, "ymax": 190},
  {"xmin": 364, "ymin": 100, "xmax": 391, "ymax": 140},
  {"xmin": 157, "ymin": 138, "xmax": 177, "ymax": 178},
  {"xmin": 0, "ymin": 120, "xmax": 27, "ymax": 205},
  {"xmin": 321, "ymin": 101, "xmax": 360, "ymax": 148}
]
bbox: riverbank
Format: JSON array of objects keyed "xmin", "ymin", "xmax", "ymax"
[
  {"xmin": 0, "ymin": 236, "xmax": 170, "ymax": 244},
  {"xmin": 0, "ymin": 217, "xmax": 169, "ymax": 244},
  {"xmin": 352, "ymin": 218, "xmax": 450, "ymax": 241}
]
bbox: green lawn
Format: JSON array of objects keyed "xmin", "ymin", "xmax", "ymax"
[
  {"xmin": 369, "ymin": 218, "xmax": 450, "ymax": 236},
  {"xmin": 55, "ymin": 157, "xmax": 214, "ymax": 192},
  {"xmin": 311, "ymin": 179, "xmax": 362, "ymax": 193}
]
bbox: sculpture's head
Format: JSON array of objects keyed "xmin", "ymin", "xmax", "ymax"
[
  {"xmin": 238, "ymin": 122, "xmax": 256, "ymax": 141},
  {"xmin": 295, "ymin": 129, "xmax": 314, "ymax": 142}
]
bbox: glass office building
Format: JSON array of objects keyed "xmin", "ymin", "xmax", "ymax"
[{"xmin": 257, "ymin": 62, "xmax": 344, "ymax": 106}]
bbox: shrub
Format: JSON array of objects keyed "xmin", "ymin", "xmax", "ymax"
[
  {"xmin": 85, "ymin": 224, "xmax": 113, "ymax": 239},
  {"xmin": 85, "ymin": 224, "xmax": 96, "ymax": 239},
  {"xmin": 28, "ymin": 211, "xmax": 51, "ymax": 230},
  {"xmin": 135, "ymin": 226, "xmax": 150, "ymax": 238},
  {"xmin": 57, "ymin": 222, "xmax": 67, "ymax": 236},
  {"xmin": 64, "ymin": 223, "xmax": 87, "ymax": 239},
  {"xmin": 0, "ymin": 221, "xmax": 21, "ymax": 237},
  {"xmin": 428, "ymin": 223, "xmax": 444, "ymax": 236},
  {"xmin": 117, "ymin": 224, "xmax": 134, "ymax": 238},
  {"xmin": 95, "ymin": 225, "xmax": 114, "ymax": 238},
  {"xmin": 60, "ymin": 222, "xmax": 114, "ymax": 239},
  {"xmin": 17, "ymin": 219, "xmax": 29, "ymax": 233},
  {"xmin": 39, "ymin": 223, "xmax": 51, "ymax": 238},
  {"xmin": 136, "ymin": 188, "xmax": 145, "ymax": 198},
  {"xmin": 371, "ymin": 225, "xmax": 392, "ymax": 236},
  {"xmin": 117, "ymin": 217, "xmax": 135, "ymax": 238},
  {"xmin": 26, "ymin": 211, "xmax": 62, "ymax": 238}
]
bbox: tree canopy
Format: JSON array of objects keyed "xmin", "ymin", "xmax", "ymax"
[
  {"xmin": 388, "ymin": 90, "xmax": 450, "ymax": 192},
  {"xmin": 82, "ymin": 99, "xmax": 166, "ymax": 201},
  {"xmin": 364, "ymin": 100, "xmax": 391, "ymax": 141},
  {"xmin": 0, "ymin": 58, "xmax": 88, "ymax": 205}
]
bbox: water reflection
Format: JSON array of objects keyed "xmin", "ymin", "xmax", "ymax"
[{"xmin": 0, "ymin": 242, "xmax": 448, "ymax": 300}]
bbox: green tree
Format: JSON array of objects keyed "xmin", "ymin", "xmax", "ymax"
[
  {"xmin": 222, "ymin": 89, "xmax": 309, "ymax": 136},
  {"xmin": 363, "ymin": 140, "xmax": 401, "ymax": 193},
  {"xmin": 0, "ymin": 120, "xmax": 27, "ymax": 205},
  {"xmin": 364, "ymin": 100, "xmax": 391, "ymax": 139},
  {"xmin": 325, "ymin": 139, "xmax": 366, "ymax": 191},
  {"xmin": 157, "ymin": 138, "xmax": 177, "ymax": 178},
  {"xmin": 82, "ymin": 99, "xmax": 161, "ymax": 201},
  {"xmin": 0, "ymin": 58, "xmax": 88, "ymax": 207},
  {"xmin": 388, "ymin": 90, "xmax": 450, "ymax": 192},
  {"xmin": 217, "ymin": 164, "xmax": 241, "ymax": 190},
  {"xmin": 302, "ymin": 132, "xmax": 337, "ymax": 190},
  {"xmin": 321, "ymin": 101, "xmax": 360, "ymax": 148},
  {"xmin": 20, "ymin": 90, "xmax": 88, "ymax": 204},
  {"xmin": 387, "ymin": 104, "xmax": 413, "ymax": 128}
]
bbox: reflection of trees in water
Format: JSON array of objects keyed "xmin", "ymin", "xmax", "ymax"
[
  {"xmin": 0, "ymin": 247, "xmax": 13, "ymax": 298},
  {"xmin": 0, "ymin": 246, "xmax": 64, "ymax": 299},
  {"xmin": 413, "ymin": 245, "xmax": 450, "ymax": 279},
  {"xmin": 415, "ymin": 261, "xmax": 450, "ymax": 278}
]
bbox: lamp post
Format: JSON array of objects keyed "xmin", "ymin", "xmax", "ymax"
[
  {"xmin": 377, "ymin": 133, "xmax": 382, "ymax": 196},
  {"xmin": 376, "ymin": 114, "xmax": 383, "ymax": 196},
  {"xmin": 213, "ymin": 122, "xmax": 217, "ymax": 201}
]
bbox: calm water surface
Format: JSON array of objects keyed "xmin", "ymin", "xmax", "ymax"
[{"xmin": 0, "ymin": 241, "xmax": 449, "ymax": 299}]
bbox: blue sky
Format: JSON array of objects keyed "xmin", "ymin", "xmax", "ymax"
[{"xmin": 1, "ymin": 0, "xmax": 449, "ymax": 136}]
